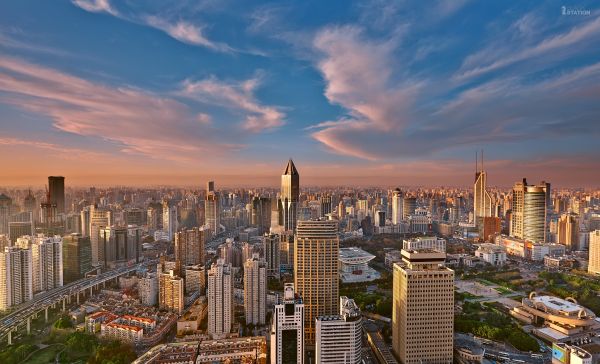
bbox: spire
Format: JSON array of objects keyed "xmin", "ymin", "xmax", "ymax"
[{"xmin": 283, "ymin": 159, "xmax": 298, "ymax": 175}]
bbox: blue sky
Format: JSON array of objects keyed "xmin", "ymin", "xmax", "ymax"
[{"xmin": 0, "ymin": 0, "xmax": 599, "ymax": 187}]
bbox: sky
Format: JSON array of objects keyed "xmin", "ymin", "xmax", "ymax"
[{"xmin": 0, "ymin": 0, "xmax": 599, "ymax": 188}]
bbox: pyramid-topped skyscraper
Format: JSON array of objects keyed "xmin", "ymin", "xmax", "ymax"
[{"xmin": 279, "ymin": 159, "xmax": 299, "ymax": 232}]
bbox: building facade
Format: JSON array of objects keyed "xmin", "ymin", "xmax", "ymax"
[
  {"xmin": 315, "ymin": 296, "xmax": 362, "ymax": 364},
  {"xmin": 244, "ymin": 254, "xmax": 267, "ymax": 325},
  {"xmin": 208, "ymin": 259, "xmax": 233, "ymax": 337},
  {"xmin": 270, "ymin": 283, "xmax": 304, "ymax": 364}
]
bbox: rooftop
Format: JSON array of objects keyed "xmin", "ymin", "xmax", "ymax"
[{"xmin": 533, "ymin": 296, "xmax": 584, "ymax": 314}]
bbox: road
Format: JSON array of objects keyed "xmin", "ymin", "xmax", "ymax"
[{"xmin": 0, "ymin": 259, "xmax": 157, "ymax": 343}]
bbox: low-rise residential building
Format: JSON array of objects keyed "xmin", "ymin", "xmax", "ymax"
[{"xmin": 475, "ymin": 243, "xmax": 507, "ymax": 266}]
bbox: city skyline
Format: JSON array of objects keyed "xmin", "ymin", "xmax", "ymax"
[{"xmin": 1, "ymin": 1, "xmax": 600, "ymax": 187}]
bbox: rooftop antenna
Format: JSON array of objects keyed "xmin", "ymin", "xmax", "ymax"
[
  {"xmin": 481, "ymin": 149, "xmax": 484, "ymax": 172},
  {"xmin": 475, "ymin": 151, "xmax": 478, "ymax": 175}
]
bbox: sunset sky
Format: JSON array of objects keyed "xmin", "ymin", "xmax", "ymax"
[{"xmin": 1, "ymin": 0, "xmax": 599, "ymax": 187}]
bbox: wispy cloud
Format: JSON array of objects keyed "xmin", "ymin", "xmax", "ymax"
[
  {"xmin": 72, "ymin": 0, "xmax": 118, "ymax": 16},
  {"xmin": 0, "ymin": 56, "xmax": 240, "ymax": 163},
  {"xmin": 72, "ymin": 0, "xmax": 236, "ymax": 53},
  {"xmin": 145, "ymin": 16, "xmax": 233, "ymax": 52},
  {"xmin": 456, "ymin": 16, "xmax": 600, "ymax": 81},
  {"xmin": 180, "ymin": 75, "xmax": 285, "ymax": 133}
]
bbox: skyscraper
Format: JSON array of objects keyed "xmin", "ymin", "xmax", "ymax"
[
  {"xmin": 588, "ymin": 230, "xmax": 600, "ymax": 275},
  {"xmin": 0, "ymin": 194, "xmax": 13, "ymax": 235},
  {"xmin": 402, "ymin": 197, "xmax": 416, "ymax": 220},
  {"xmin": 243, "ymin": 254, "xmax": 267, "ymax": 325},
  {"xmin": 263, "ymin": 234, "xmax": 280, "ymax": 279},
  {"xmin": 294, "ymin": 219, "xmax": 339, "ymax": 345},
  {"xmin": 89, "ymin": 205, "xmax": 111, "ymax": 266},
  {"xmin": 473, "ymin": 152, "xmax": 492, "ymax": 221},
  {"xmin": 162, "ymin": 200, "xmax": 178, "ymax": 241},
  {"xmin": 208, "ymin": 259, "xmax": 233, "ymax": 338},
  {"xmin": 392, "ymin": 249, "xmax": 454, "ymax": 364},
  {"xmin": 251, "ymin": 196, "xmax": 272, "ymax": 235},
  {"xmin": 0, "ymin": 246, "xmax": 33, "ymax": 311},
  {"xmin": 270, "ymin": 283, "xmax": 304, "ymax": 364},
  {"xmin": 557, "ymin": 213, "xmax": 579, "ymax": 250},
  {"xmin": 99, "ymin": 225, "xmax": 141, "ymax": 266},
  {"xmin": 315, "ymin": 296, "xmax": 362, "ymax": 364},
  {"xmin": 205, "ymin": 182, "xmax": 221, "ymax": 237},
  {"xmin": 391, "ymin": 188, "xmax": 403, "ymax": 225},
  {"xmin": 48, "ymin": 176, "xmax": 65, "ymax": 214},
  {"xmin": 320, "ymin": 195, "xmax": 332, "ymax": 218},
  {"xmin": 510, "ymin": 178, "xmax": 548, "ymax": 243},
  {"xmin": 279, "ymin": 159, "xmax": 299, "ymax": 232},
  {"xmin": 62, "ymin": 233, "xmax": 92, "ymax": 283},
  {"xmin": 175, "ymin": 227, "xmax": 206, "ymax": 266},
  {"xmin": 16, "ymin": 235, "xmax": 63, "ymax": 294}
]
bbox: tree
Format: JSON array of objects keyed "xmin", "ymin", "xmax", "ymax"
[{"xmin": 87, "ymin": 341, "xmax": 137, "ymax": 364}]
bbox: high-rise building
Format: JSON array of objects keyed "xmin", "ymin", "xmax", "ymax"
[
  {"xmin": 392, "ymin": 249, "xmax": 454, "ymax": 364},
  {"xmin": 208, "ymin": 259, "xmax": 233, "ymax": 337},
  {"xmin": 510, "ymin": 179, "xmax": 548, "ymax": 243},
  {"xmin": 251, "ymin": 196, "xmax": 272, "ymax": 235},
  {"xmin": 15, "ymin": 235, "xmax": 63, "ymax": 294},
  {"xmin": 23, "ymin": 190, "xmax": 36, "ymax": 214},
  {"xmin": 159, "ymin": 270, "xmax": 184, "ymax": 314},
  {"xmin": 175, "ymin": 227, "xmax": 205, "ymax": 266},
  {"xmin": 263, "ymin": 234, "xmax": 280, "ymax": 278},
  {"xmin": 184, "ymin": 265, "xmax": 205, "ymax": 295},
  {"xmin": 391, "ymin": 188, "xmax": 403, "ymax": 225},
  {"xmin": 270, "ymin": 283, "xmax": 304, "ymax": 364},
  {"xmin": 402, "ymin": 197, "xmax": 416, "ymax": 220},
  {"xmin": 139, "ymin": 273, "xmax": 158, "ymax": 306},
  {"xmin": 589, "ymin": 230, "xmax": 600, "ymax": 275},
  {"xmin": 557, "ymin": 213, "xmax": 580, "ymax": 250},
  {"xmin": 162, "ymin": 200, "xmax": 178, "ymax": 242},
  {"xmin": 48, "ymin": 176, "xmax": 65, "ymax": 214},
  {"xmin": 39, "ymin": 191, "xmax": 62, "ymax": 236},
  {"xmin": 294, "ymin": 219, "xmax": 339, "ymax": 345},
  {"xmin": 279, "ymin": 159, "xmax": 300, "ymax": 232},
  {"xmin": 99, "ymin": 225, "xmax": 141, "ymax": 267},
  {"xmin": 0, "ymin": 246, "xmax": 33, "ymax": 311},
  {"xmin": 320, "ymin": 195, "xmax": 332, "ymax": 218},
  {"xmin": 8, "ymin": 211, "xmax": 34, "ymax": 243},
  {"xmin": 315, "ymin": 296, "xmax": 362, "ymax": 364},
  {"xmin": 473, "ymin": 153, "xmax": 492, "ymax": 221},
  {"xmin": 62, "ymin": 233, "xmax": 92, "ymax": 283},
  {"xmin": 89, "ymin": 205, "xmax": 111, "ymax": 266},
  {"xmin": 205, "ymin": 183, "xmax": 221, "ymax": 237},
  {"xmin": 244, "ymin": 254, "xmax": 267, "ymax": 325}
]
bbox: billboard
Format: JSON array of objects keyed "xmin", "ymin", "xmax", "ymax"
[{"xmin": 552, "ymin": 343, "xmax": 568, "ymax": 364}]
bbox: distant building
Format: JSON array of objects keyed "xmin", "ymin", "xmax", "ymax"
[
  {"xmin": 175, "ymin": 227, "xmax": 206, "ymax": 266},
  {"xmin": 270, "ymin": 283, "xmax": 304, "ymax": 364},
  {"xmin": 338, "ymin": 247, "xmax": 380, "ymax": 283},
  {"xmin": 208, "ymin": 259, "xmax": 233, "ymax": 337},
  {"xmin": 315, "ymin": 296, "xmax": 362, "ymax": 364},
  {"xmin": 391, "ymin": 188, "xmax": 403, "ymax": 225},
  {"xmin": 184, "ymin": 265, "xmax": 205, "ymax": 295},
  {"xmin": 557, "ymin": 213, "xmax": 579, "ymax": 250},
  {"xmin": 263, "ymin": 234, "xmax": 280, "ymax": 279},
  {"xmin": 279, "ymin": 159, "xmax": 299, "ymax": 232},
  {"xmin": 139, "ymin": 273, "xmax": 158, "ymax": 306},
  {"xmin": 473, "ymin": 154, "xmax": 493, "ymax": 220},
  {"xmin": 510, "ymin": 178, "xmax": 548, "ymax": 243},
  {"xmin": 589, "ymin": 230, "xmax": 600, "ymax": 275},
  {"xmin": 205, "ymin": 182, "xmax": 220, "ymax": 237},
  {"xmin": 495, "ymin": 234, "xmax": 565, "ymax": 261},
  {"xmin": 159, "ymin": 270, "xmax": 184, "ymax": 314},
  {"xmin": 162, "ymin": 200, "xmax": 178, "ymax": 242},
  {"xmin": 99, "ymin": 225, "xmax": 141, "ymax": 267},
  {"xmin": 0, "ymin": 246, "xmax": 33, "ymax": 311},
  {"xmin": 475, "ymin": 243, "xmax": 506, "ymax": 266},
  {"xmin": 244, "ymin": 254, "xmax": 267, "ymax": 325},
  {"xmin": 62, "ymin": 233, "xmax": 92, "ymax": 283},
  {"xmin": 402, "ymin": 197, "xmax": 416, "ymax": 220},
  {"xmin": 403, "ymin": 236, "xmax": 446, "ymax": 253},
  {"xmin": 48, "ymin": 176, "xmax": 65, "ymax": 214}
]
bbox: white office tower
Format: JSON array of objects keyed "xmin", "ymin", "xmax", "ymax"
[
  {"xmin": 162, "ymin": 200, "xmax": 178, "ymax": 242},
  {"xmin": 315, "ymin": 296, "xmax": 362, "ymax": 364},
  {"xmin": 208, "ymin": 259, "xmax": 233, "ymax": 338},
  {"xmin": 271, "ymin": 283, "xmax": 304, "ymax": 364},
  {"xmin": 588, "ymin": 230, "xmax": 600, "ymax": 275},
  {"xmin": 391, "ymin": 188, "xmax": 403, "ymax": 225},
  {"xmin": 18, "ymin": 235, "xmax": 63, "ymax": 294},
  {"xmin": 473, "ymin": 152, "xmax": 493, "ymax": 220},
  {"xmin": 393, "ymin": 249, "xmax": 454, "ymax": 364},
  {"xmin": 244, "ymin": 254, "xmax": 267, "ymax": 325},
  {"xmin": 0, "ymin": 247, "xmax": 33, "ymax": 311},
  {"xmin": 139, "ymin": 273, "xmax": 158, "ymax": 306}
]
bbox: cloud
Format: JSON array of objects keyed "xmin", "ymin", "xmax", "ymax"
[
  {"xmin": 309, "ymin": 26, "xmax": 420, "ymax": 159},
  {"xmin": 72, "ymin": 0, "xmax": 118, "ymax": 16},
  {"xmin": 456, "ymin": 16, "xmax": 600, "ymax": 80},
  {"xmin": 72, "ymin": 0, "xmax": 236, "ymax": 53},
  {"xmin": 180, "ymin": 75, "xmax": 285, "ymax": 133},
  {"xmin": 0, "ymin": 56, "xmax": 240, "ymax": 163},
  {"xmin": 145, "ymin": 16, "xmax": 233, "ymax": 52}
]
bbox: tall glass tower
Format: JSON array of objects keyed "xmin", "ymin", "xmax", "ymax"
[{"xmin": 279, "ymin": 159, "xmax": 299, "ymax": 233}]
